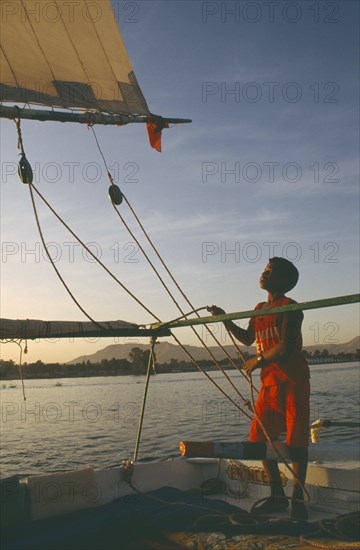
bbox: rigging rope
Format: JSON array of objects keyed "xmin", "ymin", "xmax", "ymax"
[
  {"xmin": 29, "ymin": 183, "xmax": 253, "ymax": 420},
  {"xmin": 113, "ymin": 196, "xmax": 310, "ymax": 492},
  {"xmin": 133, "ymin": 337, "xmax": 157, "ymax": 461},
  {"xmin": 123, "ymin": 192, "xmax": 256, "ymax": 388},
  {"xmin": 89, "ymin": 127, "xmax": 313, "ymax": 491},
  {"xmin": 28, "ymin": 179, "xmax": 311, "ymax": 497},
  {"xmin": 111, "ymin": 201, "xmax": 252, "ymax": 405},
  {"xmin": 15, "ymin": 118, "xmax": 106, "ymax": 329},
  {"xmin": 14, "ymin": 120, "xmax": 252, "ymax": 421},
  {"xmin": 13, "ymin": 120, "xmax": 311, "ymax": 481},
  {"xmin": 28, "ymin": 183, "xmax": 106, "ymax": 330},
  {"xmin": 30, "ymin": 184, "xmax": 157, "ymax": 320},
  {"xmin": 90, "ymin": 126, "xmax": 255, "ymax": 407}
]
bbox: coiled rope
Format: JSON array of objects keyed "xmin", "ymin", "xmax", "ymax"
[{"xmin": 121, "ymin": 462, "xmax": 358, "ymax": 548}]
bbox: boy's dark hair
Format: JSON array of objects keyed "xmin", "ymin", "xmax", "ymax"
[{"xmin": 269, "ymin": 257, "xmax": 299, "ymax": 293}]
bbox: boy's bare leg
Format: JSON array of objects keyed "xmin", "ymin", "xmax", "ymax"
[
  {"xmin": 263, "ymin": 460, "xmax": 285, "ymax": 496},
  {"xmin": 290, "ymin": 448, "xmax": 308, "ymax": 519},
  {"xmin": 253, "ymin": 460, "xmax": 288, "ymax": 514}
]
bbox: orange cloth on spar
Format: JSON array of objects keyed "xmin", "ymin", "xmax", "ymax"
[
  {"xmin": 249, "ymin": 297, "xmax": 310, "ymax": 386},
  {"xmin": 146, "ymin": 119, "xmax": 169, "ymax": 152}
]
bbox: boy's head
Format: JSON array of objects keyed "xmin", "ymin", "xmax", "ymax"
[{"xmin": 261, "ymin": 257, "xmax": 299, "ymax": 293}]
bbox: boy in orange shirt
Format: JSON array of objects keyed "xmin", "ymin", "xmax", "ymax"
[{"xmin": 209, "ymin": 257, "xmax": 310, "ymax": 519}]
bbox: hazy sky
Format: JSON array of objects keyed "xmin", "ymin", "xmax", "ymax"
[{"xmin": 1, "ymin": 0, "xmax": 359, "ymax": 363}]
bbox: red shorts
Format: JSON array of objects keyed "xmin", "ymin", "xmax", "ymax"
[{"xmin": 249, "ymin": 380, "xmax": 310, "ymax": 448}]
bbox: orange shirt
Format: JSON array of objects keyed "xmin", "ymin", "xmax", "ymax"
[{"xmin": 249, "ymin": 297, "xmax": 310, "ymax": 386}]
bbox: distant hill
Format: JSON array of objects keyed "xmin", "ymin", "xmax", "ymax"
[
  {"xmin": 67, "ymin": 336, "xmax": 360, "ymax": 365},
  {"xmin": 304, "ymin": 336, "xmax": 359, "ymax": 355},
  {"xmin": 67, "ymin": 341, "xmax": 255, "ymax": 365}
]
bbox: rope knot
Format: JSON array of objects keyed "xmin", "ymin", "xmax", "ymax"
[{"xmin": 121, "ymin": 460, "xmax": 134, "ymax": 483}]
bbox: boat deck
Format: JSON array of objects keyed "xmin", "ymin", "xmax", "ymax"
[{"xmin": 1, "ymin": 447, "xmax": 359, "ymax": 550}]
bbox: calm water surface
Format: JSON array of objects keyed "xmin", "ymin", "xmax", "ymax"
[{"xmin": 1, "ymin": 362, "xmax": 359, "ymax": 478}]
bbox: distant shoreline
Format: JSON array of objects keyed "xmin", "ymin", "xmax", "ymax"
[{"xmin": 0, "ymin": 358, "xmax": 358, "ymax": 381}]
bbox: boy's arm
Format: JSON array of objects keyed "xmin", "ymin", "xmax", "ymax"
[{"xmin": 207, "ymin": 306, "xmax": 255, "ymax": 346}]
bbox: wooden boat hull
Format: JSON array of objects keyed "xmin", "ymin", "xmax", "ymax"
[{"xmin": 1, "ymin": 442, "xmax": 359, "ymax": 549}]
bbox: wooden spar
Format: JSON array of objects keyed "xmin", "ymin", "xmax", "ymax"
[
  {"xmin": 19, "ymin": 327, "xmax": 171, "ymax": 338},
  {"xmin": 0, "ymin": 105, "xmax": 192, "ymax": 126},
  {"xmin": 180, "ymin": 440, "xmax": 290, "ymax": 461},
  {"xmin": 0, "ymin": 319, "xmax": 171, "ymax": 340},
  {"xmin": 154, "ymin": 293, "xmax": 360, "ymax": 330},
  {"xmin": 2, "ymin": 294, "xmax": 358, "ymax": 340}
]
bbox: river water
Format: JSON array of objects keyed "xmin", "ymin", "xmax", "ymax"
[{"xmin": 1, "ymin": 362, "xmax": 359, "ymax": 478}]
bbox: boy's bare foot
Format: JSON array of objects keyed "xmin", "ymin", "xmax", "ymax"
[
  {"xmin": 290, "ymin": 500, "xmax": 308, "ymax": 520},
  {"xmin": 253, "ymin": 497, "xmax": 289, "ymax": 515}
]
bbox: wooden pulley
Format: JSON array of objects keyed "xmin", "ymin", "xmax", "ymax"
[
  {"xmin": 109, "ymin": 184, "xmax": 123, "ymax": 205},
  {"xmin": 18, "ymin": 154, "xmax": 33, "ymax": 184}
]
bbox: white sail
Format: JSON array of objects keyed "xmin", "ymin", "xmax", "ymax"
[{"xmin": 0, "ymin": 0, "xmax": 149, "ymax": 115}]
